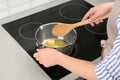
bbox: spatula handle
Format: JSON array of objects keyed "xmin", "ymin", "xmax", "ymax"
[{"xmin": 72, "ymin": 14, "xmax": 109, "ymax": 28}]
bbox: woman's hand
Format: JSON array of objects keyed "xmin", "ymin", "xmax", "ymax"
[
  {"xmin": 33, "ymin": 48, "xmax": 64, "ymax": 67},
  {"xmin": 82, "ymin": 2, "xmax": 114, "ymax": 26},
  {"xmin": 33, "ymin": 49, "xmax": 97, "ymax": 80}
]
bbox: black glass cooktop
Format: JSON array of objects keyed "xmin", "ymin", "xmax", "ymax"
[{"xmin": 2, "ymin": 0, "xmax": 108, "ymax": 80}]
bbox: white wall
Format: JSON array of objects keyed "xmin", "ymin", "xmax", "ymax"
[
  {"xmin": 85, "ymin": 0, "xmax": 115, "ymax": 6},
  {"xmin": 0, "ymin": 0, "xmax": 115, "ymax": 19},
  {"xmin": 0, "ymin": 0, "xmax": 55, "ymax": 19}
]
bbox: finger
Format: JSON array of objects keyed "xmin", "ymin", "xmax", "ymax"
[
  {"xmin": 44, "ymin": 64, "xmax": 50, "ymax": 68},
  {"xmin": 82, "ymin": 13, "xmax": 91, "ymax": 21},
  {"xmin": 38, "ymin": 61, "xmax": 43, "ymax": 65},
  {"xmin": 39, "ymin": 60, "xmax": 41, "ymax": 64},
  {"xmin": 90, "ymin": 22, "xmax": 95, "ymax": 27},
  {"xmin": 38, "ymin": 60, "xmax": 45, "ymax": 66},
  {"xmin": 94, "ymin": 19, "xmax": 104, "ymax": 25},
  {"xmin": 100, "ymin": 19, "xmax": 104, "ymax": 23},
  {"xmin": 35, "ymin": 57, "xmax": 39, "ymax": 61},
  {"xmin": 33, "ymin": 53, "xmax": 39, "ymax": 58},
  {"xmin": 90, "ymin": 15, "xmax": 98, "ymax": 22},
  {"xmin": 82, "ymin": 7, "xmax": 96, "ymax": 21},
  {"xmin": 95, "ymin": 20, "xmax": 101, "ymax": 25},
  {"xmin": 36, "ymin": 49, "xmax": 40, "ymax": 51},
  {"xmin": 82, "ymin": 10, "xmax": 94, "ymax": 21}
]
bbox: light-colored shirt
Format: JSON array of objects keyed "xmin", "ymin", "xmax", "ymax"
[{"xmin": 95, "ymin": 15, "xmax": 120, "ymax": 80}]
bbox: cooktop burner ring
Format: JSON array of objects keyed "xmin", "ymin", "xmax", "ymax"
[
  {"xmin": 59, "ymin": 3, "xmax": 89, "ymax": 21},
  {"xmin": 70, "ymin": 43, "xmax": 78, "ymax": 58},
  {"xmin": 85, "ymin": 21, "xmax": 107, "ymax": 35},
  {"xmin": 18, "ymin": 22, "xmax": 42, "ymax": 40}
]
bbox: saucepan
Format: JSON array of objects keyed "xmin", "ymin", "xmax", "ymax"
[{"xmin": 35, "ymin": 22, "xmax": 77, "ymax": 55}]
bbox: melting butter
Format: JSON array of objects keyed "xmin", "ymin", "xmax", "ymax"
[{"xmin": 42, "ymin": 39, "xmax": 68, "ymax": 48}]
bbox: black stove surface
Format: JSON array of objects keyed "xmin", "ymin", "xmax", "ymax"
[{"xmin": 2, "ymin": 0, "xmax": 107, "ymax": 80}]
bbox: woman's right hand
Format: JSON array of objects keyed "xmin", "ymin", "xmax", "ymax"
[
  {"xmin": 82, "ymin": 2, "xmax": 114, "ymax": 26},
  {"xmin": 33, "ymin": 48, "xmax": 65, "ymax": 67}
]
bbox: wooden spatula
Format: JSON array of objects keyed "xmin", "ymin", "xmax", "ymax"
[{"xmin": 52, "ymin": 14, "xmax": 109, "ymax": 36}]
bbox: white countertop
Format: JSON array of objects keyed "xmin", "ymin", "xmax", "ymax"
[
  {"xmin": 0, "ymin": 26, "xmax": 51, "ymax": 80},
  {"xmin": 0, "ymin": 0, "xmax": 114, "ymax": 80}
]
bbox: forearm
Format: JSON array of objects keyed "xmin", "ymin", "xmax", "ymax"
[
  {"xmin": 103, "ymin": 2, "xmax": 114, "ymax": 13},
  {"xmin": 57, "ymin": 54, "xmax": 98, "ymax": 80}
]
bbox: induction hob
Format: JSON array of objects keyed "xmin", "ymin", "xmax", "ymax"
[{"xmin": 2, "ymin": 0, "xmax": 107, "ymax": 80}]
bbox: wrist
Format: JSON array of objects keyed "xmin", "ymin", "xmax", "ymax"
[
  {"xmin": 56, "ymin": 52, "xmax": 68, "ymax": 66},
  {"xmin": 104, "ymin": 2, "xmax": 114, "ymax": 12}
]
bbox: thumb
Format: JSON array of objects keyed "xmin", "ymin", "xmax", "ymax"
[{"xmin": 36, "ymin": 49, "xmax": 40, "ymax": 51}]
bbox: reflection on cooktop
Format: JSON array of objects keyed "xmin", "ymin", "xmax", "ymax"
[{"xmin": 2, "ymin": 0, "xmax": 108, "ymax": 80}]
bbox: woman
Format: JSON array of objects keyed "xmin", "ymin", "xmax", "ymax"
[{"xmin": 33, "ymin": 0, "xmax": 120, "ymax": 80}]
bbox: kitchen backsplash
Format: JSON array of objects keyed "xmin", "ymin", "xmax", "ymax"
[{"xmin": 0, "ymin": 0, "xmax": 55, "ymax": 19}]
